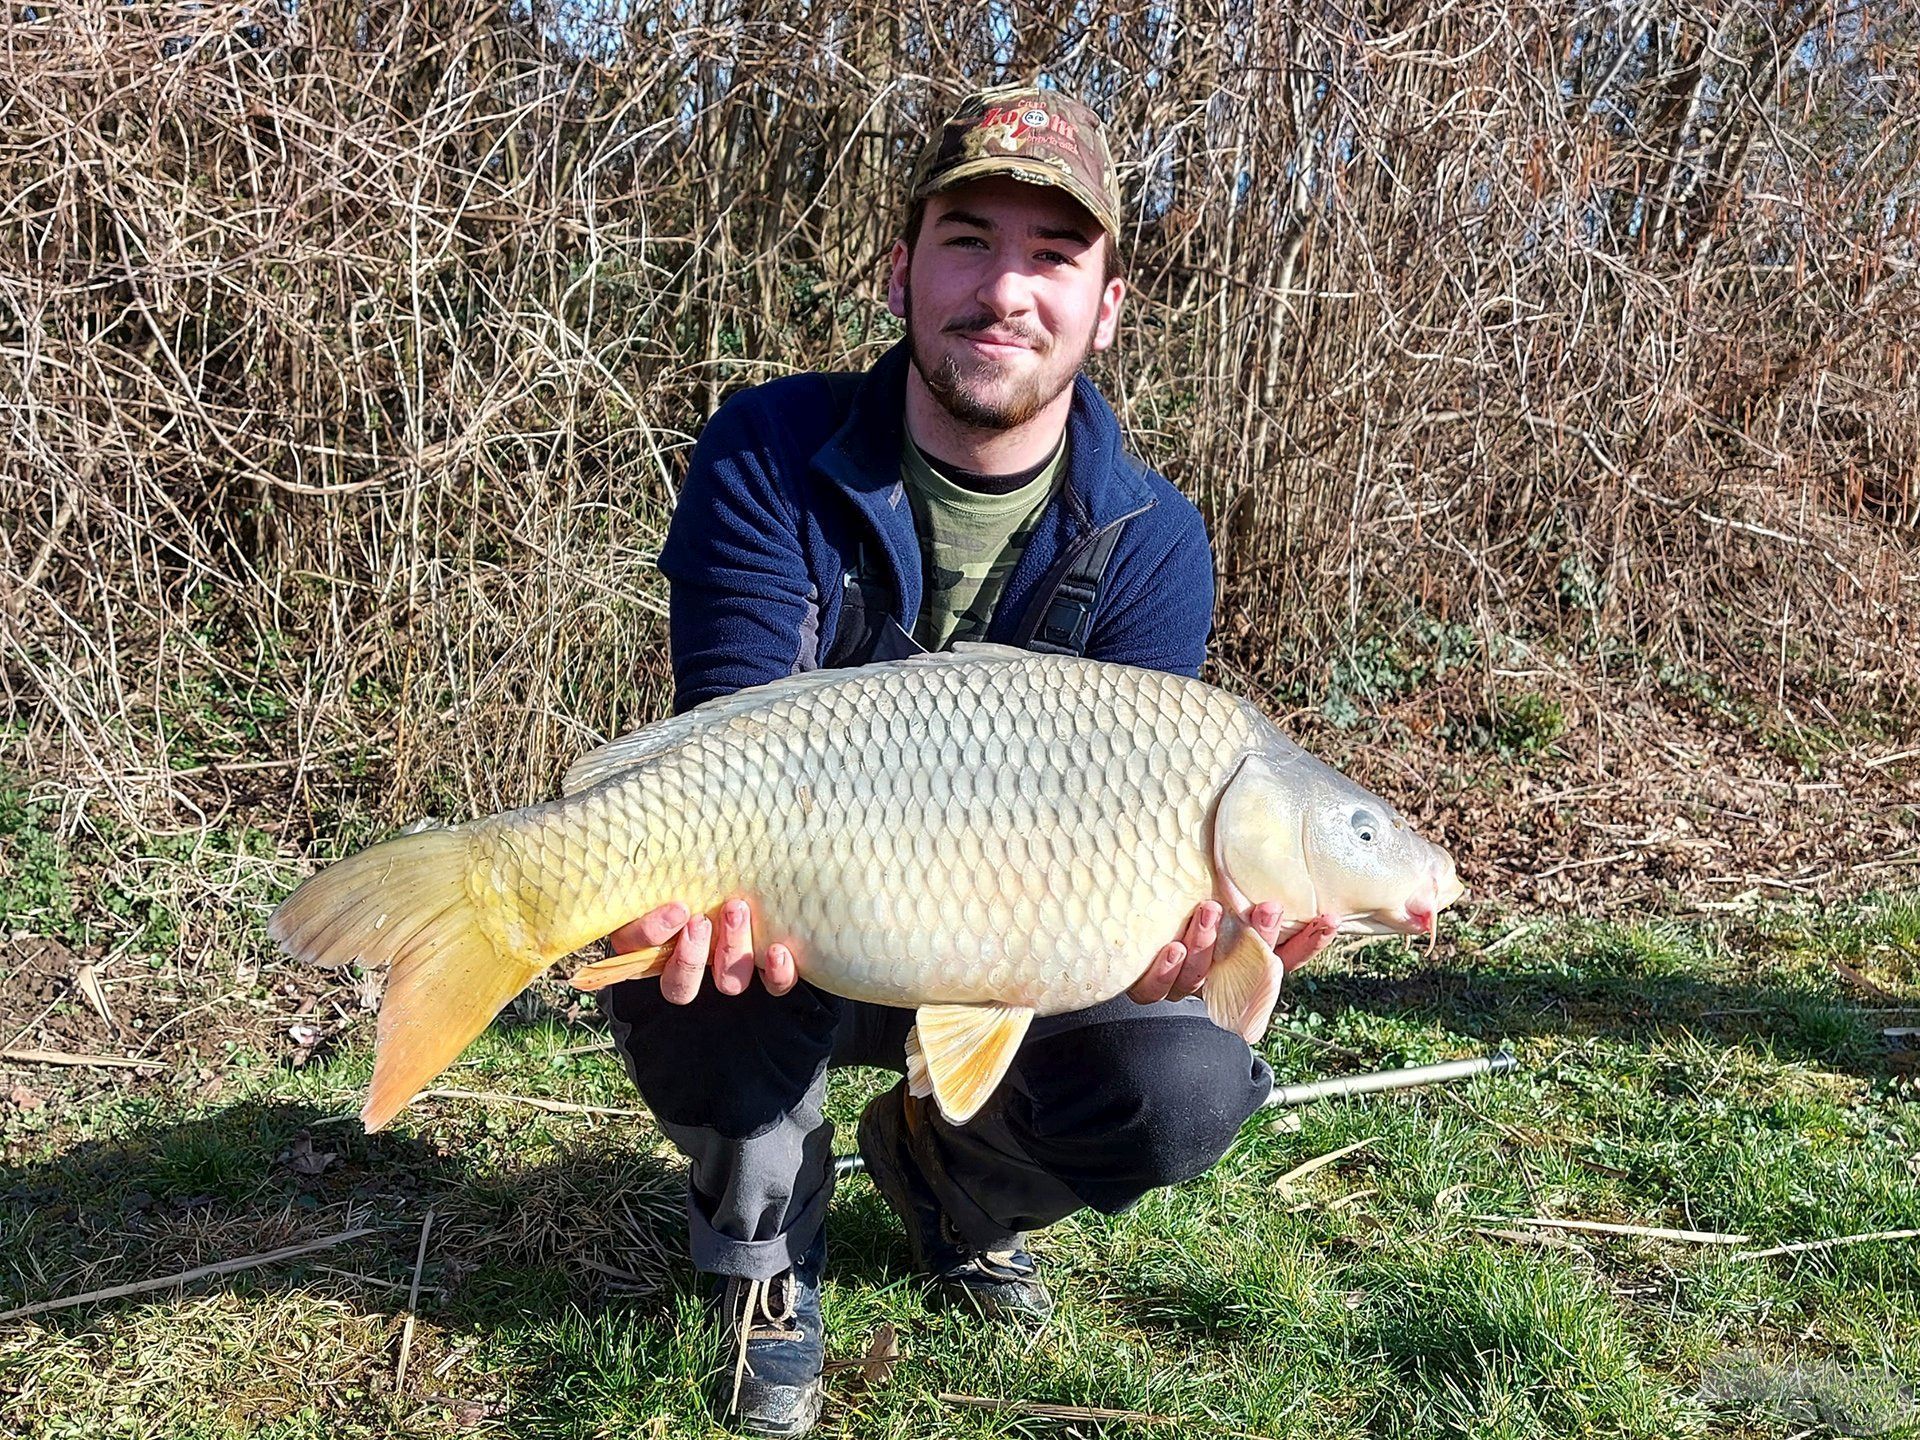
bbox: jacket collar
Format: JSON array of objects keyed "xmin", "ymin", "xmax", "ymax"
[{"xmin": 810, "ymin": 340, "xmax": 1155, "ymax": 615}]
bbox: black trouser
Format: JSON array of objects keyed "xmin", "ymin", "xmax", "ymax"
[{"xmin": 606, "ymin": 976, "xmax": 1272, "ymax": 1280}]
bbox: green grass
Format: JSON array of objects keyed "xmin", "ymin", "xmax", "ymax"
[{"xmin": 4, "ymin": 894, "xmax": 1918, "ymax": 1437}]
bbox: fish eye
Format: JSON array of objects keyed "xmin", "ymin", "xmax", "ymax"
[{"xmin": 1350, "ymin": 809, "xmax": 1381, "ymax": 844}]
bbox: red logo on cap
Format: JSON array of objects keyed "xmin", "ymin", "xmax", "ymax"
[{"xmin": 979, "ymin": 104, "xmax": 1080, "ymax": 148}]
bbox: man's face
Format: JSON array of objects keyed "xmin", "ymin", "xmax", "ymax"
[{"xmin": 888, "ymin": 176, "xmax": 1124, "ymax": 432}]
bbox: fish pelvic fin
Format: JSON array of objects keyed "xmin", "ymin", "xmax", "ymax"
[
  {"xmin": 569, "ymin": 943, "xmax": 672, "ymax": 992},
  {"xmin": 267, "ymin": 826, "xmax": 543, "ymax": 1133},
  {"xmin": 1203, "ymin": 911, "xmax": 1286, "ymax": 1044},
  {"xmin": 904, "ymin": 1001, "xmax": 1035, "ymax": 1125}
]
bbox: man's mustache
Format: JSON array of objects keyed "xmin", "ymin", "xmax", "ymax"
[{"xmin": 941, "ymin": 315, "xmax": 1045, "ymax": 348}]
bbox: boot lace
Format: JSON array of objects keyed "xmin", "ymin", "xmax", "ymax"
[{"xmin": 725, "ymin": 1270, "xmax": 801, "ymax": 1413}]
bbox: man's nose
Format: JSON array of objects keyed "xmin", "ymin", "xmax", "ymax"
[{"xmin": 975, "ymin": 256, "xmax": 1036, "ymax": 317}]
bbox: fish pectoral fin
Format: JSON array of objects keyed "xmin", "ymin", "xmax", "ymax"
[
  {"xmin": 904, "ymin": 1002, "xmax": 1035, "ymax": 1125},
  {"xmin": 568, "ymin": 944, "xmax": 672, "ymax": 992},
  {"xmin": 1203, "ymin": 911, "xmax": 1285, "ymax": 1044}
]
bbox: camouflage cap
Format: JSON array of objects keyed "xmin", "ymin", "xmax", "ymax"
[{"xmin": 907, "ymin": 85, "xmax": 1122, "ymax": 243}]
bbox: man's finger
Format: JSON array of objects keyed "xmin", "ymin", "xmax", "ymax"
[
  {"xmin": 659, "ymin": 913, "xmax": 712, "ymax": 1005},
  {"xmin": 1182, "ymin": 900, "xmax": 1222, "ymax": 957},
  {"xmin": 607, "ymin": 901, "xmax": 688, "ymax": 955},
  {"xmin": 712, "ymin": 899, "xmax": 755, "ymax": 995},
  {"xmin": 1129, "ymin": 941, "xmax": 1185, "ymax": 1004},
  {"xmin": 1277, "ymin": 914, "xmax": 1338, "ymax": 973},
  {"xmin": 1248, "ymin": 901, "xmax": 1284, "ymax": 948},
  {"xmin": 760, "ymin": 943, "xmax": 798, "ymax": 997},
  {"xmin": 1167, "ymin": 935, "xmax": 1213, "ymax": 1001}
]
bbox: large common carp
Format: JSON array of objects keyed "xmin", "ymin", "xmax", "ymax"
[{"xmin": 269, "ymin": 644, "xmax": 1462, "ymax": 1131}]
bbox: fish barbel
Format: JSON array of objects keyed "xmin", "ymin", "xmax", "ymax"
[{"xmin": 269, "ymin": 644, "xmax": 1463, "ymax": 1131}]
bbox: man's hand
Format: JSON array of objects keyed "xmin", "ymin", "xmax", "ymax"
[
  {"xmin": 605, "ymin": 898, "xmax": 797, "ymax": 1005},
  {"xmin": 1128, "ymin": 900, "xmax": 1338, "ymax": 1004}
]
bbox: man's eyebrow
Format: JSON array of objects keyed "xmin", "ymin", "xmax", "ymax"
[
  {"xmin": 935, "ymin": 209, "xmax": 995, "ymax": 231},
  {"xmin": 1032, "ymin": 223, "xmax": 1092, "ymax": 246},
  {"xmin": 932, "ymin": 210, "xmax": 1093, "ymax": 247}
]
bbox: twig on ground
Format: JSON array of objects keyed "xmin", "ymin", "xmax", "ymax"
[
  {"xmin": 825, "ymin": 1323, "xmax": 901, "ymax": 1392},
  {"xmin": 1480, "ymin": 921, "xmax": 1539, "ymax": 955},
  {"xmin": 1531, "ymin": 852, "xmax": 1633, "ymax": 881},
  {"xmin": 1276, "ymin": 1028, "xmax": 1367, "ymax": 1061},
  {"xmin": 417, "ymin": 1088, "xmax": 651, "ymax": 1119},
  {"xmin": 1472, "ymin": 1215, "xmax": 1750, "ymax": 1244},
  {"xmin": 431, "ymin": 1337, "xmax": 480, "ymax": 1380},
  {"xmin": 938, "ymin": 1394, "xmax": 1180, "ymax": 1425},
  {"xmin": 1274, "ymin": 1137, "xmax": 1376, "ymax": 1193},
  {"xmin": 1832, "ymin": 961, "xmax": 1908, "ymax": 1005},
  {"xmin": 1, "ymin": 1048, "xmax": 164, "ymax": 1071},
  {"xmin": 393, "ymin": 1208, "xmax": 434, "ymax": 1396},
  {"xmin": 1472, "ymin": 1225, "xmax": 1585, "ymax": 1249},
  {"xmin": 1861, "ymin": 749, "xmax": 1920, "ymax": 769},
  {"xmin": 1734, "ymin": 1229, "xmax": 1920, "ymax": 1261},
  {"xmin": 0, "ymin": 1226, "xmax": 379, "ymax": 1322}
]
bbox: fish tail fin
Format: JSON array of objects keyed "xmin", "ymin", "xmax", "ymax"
[{"xmin": 268, "ymin": 826, "xmax": 540, "ymax": 1132}]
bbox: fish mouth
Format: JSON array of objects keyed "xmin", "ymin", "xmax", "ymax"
[
  {"xmin": 1342, "ymin": 908, "xmax": 1435, "ymax": 938},
  {"xmin": 1349, "ymin": 863, "xmax": 1466, "ymax": 938}
]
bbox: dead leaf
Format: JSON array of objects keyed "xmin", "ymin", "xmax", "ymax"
[
  {"xmin": 447, "ymin": 1398, "xmax": 501, "ymax": 1426},
  {"xmin": 9, "ymin": 1085, "xmax": 45, "ymax": 1112},
  {"xmin": 857, "ymin": 1323, "xmax": 900, "ymax": 1388},
  {"xmin": 287, "ymin": 1133, "xmax": 338, "ymax": 1176}
]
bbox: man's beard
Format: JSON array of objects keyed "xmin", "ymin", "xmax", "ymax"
[{"xmin": 905, "ymin": 285, "xmax": 1095, "ymax": 431}]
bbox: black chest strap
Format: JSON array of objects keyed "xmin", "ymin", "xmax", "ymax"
[{"xmin": 1013, "ymin": 519, "xmax": 1127, "ymax": 656}]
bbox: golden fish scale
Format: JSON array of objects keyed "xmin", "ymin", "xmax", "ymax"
[{"xmin": 478, "ymin": 656, "xmax": 1260, "ymax": 1014}]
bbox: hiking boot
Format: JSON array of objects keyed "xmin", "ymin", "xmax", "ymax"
[
  {"xmin": 708, "ymin": 1229, "xmax": 826, "ymax": 1436},
  {"xmin": 856, "ymin": 1082, "xmax": 1054, "ymax": 1324}
]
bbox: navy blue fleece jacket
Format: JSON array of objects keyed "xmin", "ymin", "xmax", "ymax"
[{"xmin": 656, "ymin": 340, "xmax": 1215, "ymax": 712}]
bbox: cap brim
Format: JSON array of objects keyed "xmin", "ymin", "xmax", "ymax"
[{"xmin": 920, "ymin": 156, "xmax": 1120, "ymax": 242}]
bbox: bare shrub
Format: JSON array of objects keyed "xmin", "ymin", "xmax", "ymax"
[{"xmin": 2, "ymin": 0, "xmax": 1914, "ymax": 834}]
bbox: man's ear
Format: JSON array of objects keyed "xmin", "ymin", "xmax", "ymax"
[
  {"xmin": 1092, "ymin": 273, "xmax": 1125, "ymax": 352},
  {"xmin": 887, "ymin": 239, "xmax": 910, "ymax": 320}
]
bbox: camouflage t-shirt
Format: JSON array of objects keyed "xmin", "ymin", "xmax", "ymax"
[{"xmin": 901, "ymin": 435, "xmax": 1066, "ymax": 651}]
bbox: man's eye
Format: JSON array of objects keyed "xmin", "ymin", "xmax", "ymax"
[{"xmin": 1036, "ymin": 250, "xmax": 1072, "ymax": 265}]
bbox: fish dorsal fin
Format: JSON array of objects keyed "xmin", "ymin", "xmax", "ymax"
[
  {"xmin": 892, "ymin": 641, "xmax": 1036, "ymax": 669},
  {"xmin": 562, "ymin": 646, "xmax": 1042, "ymax": 795},
  {"xmin": 1202, "ymin": 912, "xmax": 1286, "ymax": 1043},
  {"xmin": 945, "ymin": 641, "xmax": 1034, "ymax": 660},
  {"xmin": 904, "ymin": 1001, "xmax": 1035, "ymax": 1124},
  {"xmin": 560, "ymin": 669, "xmax": 859, "ymax": 795}
]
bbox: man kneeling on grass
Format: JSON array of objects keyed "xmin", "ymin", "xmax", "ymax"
[{"xmin": 598, "ymin": 86, "xmax": 1332, "ymax": 1436}]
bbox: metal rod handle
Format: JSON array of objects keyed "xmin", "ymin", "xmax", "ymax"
[
  {"xmin": 1262, "ymin": 1048, "xmax": 1516, "ymax": 1109},
  {"xmin": 832, "ymin": 1050, "xmax": 1517, "ymax": 1177}
]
